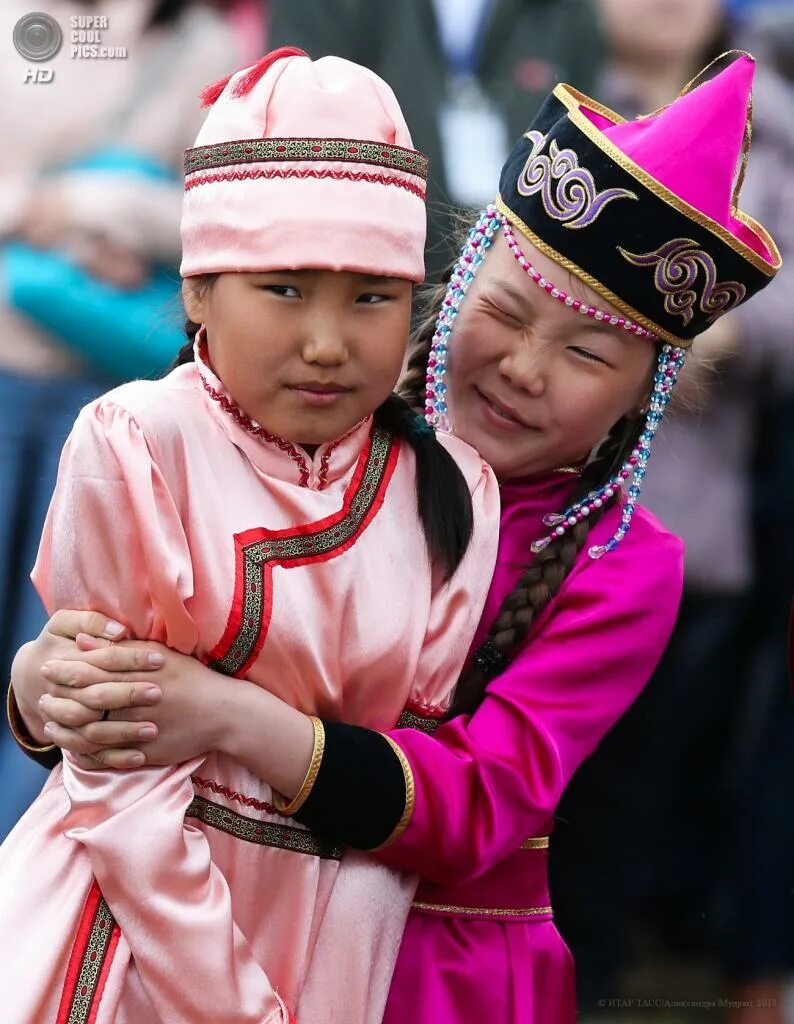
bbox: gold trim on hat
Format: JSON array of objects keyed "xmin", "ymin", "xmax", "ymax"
[
  {"xmin": 185, "ymin": 136, "xmax": 429, "ymax": 181},
  {"xmin": 552, "ymin": 84, "xmax": 781, "ymax": 277},
  {"xmin": 495, "ymin": 195, "xmax": 689, "ymax": 347}
]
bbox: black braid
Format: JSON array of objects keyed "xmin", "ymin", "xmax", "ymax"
[
  {"xmin": 374, "ymin": 394, "xmax": 474, "ymax": 580},
  {"xmin": 448, "ymin": 414, "xmax": 646, "ymax": 718}
]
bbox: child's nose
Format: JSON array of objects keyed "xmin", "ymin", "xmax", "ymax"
[
  {"xmin": 499, "ymin": 343, "xmax": 546, "ymax": 398},
  {"xmin": 301, "ymin": 323, "xmax": 348, "ymax": 366}
]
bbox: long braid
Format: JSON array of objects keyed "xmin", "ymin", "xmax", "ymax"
[{"xmin": 448, "ymin": 414, "xmax": 646, "ymax": 717}]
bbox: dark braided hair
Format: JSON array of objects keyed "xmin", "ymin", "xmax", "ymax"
[
  {"xmin": 448, "ymin": 413, "xmax": 645, "ymax": 716},
  {"xmin": 399, "ymin": 259, "xmax": 654, "ymax": 719},
  {"xmin": 173, "ymin": 276, "xmax": 474, "ymax": 581}
]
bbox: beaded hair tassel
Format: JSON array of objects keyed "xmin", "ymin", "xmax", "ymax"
[
  {"xmin": 425, "ymin": 205, "xmax": 502, "ymax": 432},
  {"xmin": 424, "ymin": 204, "xmax": 688, "ymax": 559}
]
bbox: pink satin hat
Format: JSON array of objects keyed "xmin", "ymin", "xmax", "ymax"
[{"xmin": 180, "ymin": 48, "xmax": 428, "ymax": 282}]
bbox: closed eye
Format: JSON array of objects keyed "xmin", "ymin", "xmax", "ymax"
[
  {"xmin": 570, "ymin": 346, "xmax": 610, "ymax": 366},
  {"xmin": 483, "ymin": 297, "xmax": 524, "ymax": 325}
]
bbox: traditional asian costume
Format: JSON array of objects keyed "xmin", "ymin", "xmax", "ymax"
[{"xmin": 0, "ymin": 51, "xmax": 499, "ymax": 1024}]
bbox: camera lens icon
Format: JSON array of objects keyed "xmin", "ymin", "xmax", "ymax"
[{"xmin": 13, "ymin": 12, "xmax": 62, "ymax": 62}]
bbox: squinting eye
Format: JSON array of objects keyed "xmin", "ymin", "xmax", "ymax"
[
  {"xmin": 262, "ymin": 285, "xmax": 301, "ymax": 298},
  {"xmin": 570, "ymin": 346, "xmax": 608, "ymax": 366},
  {"xmin": 357, "ymin": 293, "xmax": 390, "ymax": 304}
]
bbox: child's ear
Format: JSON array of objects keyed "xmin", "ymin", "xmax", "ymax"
[{"xmin": 182, "ymin": 278, "xmax": 206, "ymax": 324}]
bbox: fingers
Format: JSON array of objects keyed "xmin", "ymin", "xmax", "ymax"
[
  {"xmin": 47, "ymin": 609, "xmax": 126, "ymax": 642},
  {"xmin": 80, "ymin": 718, "xmax": 158, "ymax": 748},
  {"xmin": 41, "ymin": 647, "xmax": 164, "ymax": 686},
  {"xmin": 38, "ymin": 695, "xmax": 102, "ymax": 729},
  {"xmin": 42, "ymin": 719, "xmax": 155, "ymax": 757},
  {"xmin": 72, "ymin": 749, "xmax": 148, "ymax": 771},
  {"xmin": 51, "ymin": 681, "xmax": 162, "ymax": 711},
  {"xmin": 40, "ymin": 683, "xmax": 161, "ymax": 725}
]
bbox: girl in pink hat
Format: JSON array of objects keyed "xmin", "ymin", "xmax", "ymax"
[
  {"xmin": 0, "ymin": 48, "xmax": 500, "ymax": 1024},
  {"xmin": 8, "ymin": 52, "xmax": 782, "ymax": 1024}
]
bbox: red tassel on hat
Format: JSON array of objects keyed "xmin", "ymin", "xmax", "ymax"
[
  {"xmin": 200, "ymin": 47, "xmax": 309, "ymax": 108},
  {"xmin": 232, "ymin": 47, "xmax": 308, "ymax": 97}
]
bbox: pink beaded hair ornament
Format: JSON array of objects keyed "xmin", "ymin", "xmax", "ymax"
[{"xmin": 424, "ymin": 206, "xmax": 687, "ymax": 560}]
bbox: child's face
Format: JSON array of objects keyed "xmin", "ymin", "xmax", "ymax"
[
  {"xmin": 184, "ymin": 270, "xmax": 412, "ymax": 446},
  {"xmin": 446, "ymin": 230, "xmax": 657, "ymax": 479}
]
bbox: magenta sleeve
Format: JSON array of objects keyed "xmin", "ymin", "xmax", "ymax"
[{"xmin": 377, "ymin": 510, "xmax": 684, "ymax": 887}]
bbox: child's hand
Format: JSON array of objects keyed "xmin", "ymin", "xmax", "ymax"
[
  {"xmin": 38, "ymin": 640, "xmax": 229, "ymax": 770},
  {"xmin": 10, "ymin": 609, "xmax": 135, "ymax": 745}
]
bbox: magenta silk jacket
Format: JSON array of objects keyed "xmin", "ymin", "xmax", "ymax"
[{"xmin": 376, "ymin": 471, "xmax": 684, "ymax": 1023}]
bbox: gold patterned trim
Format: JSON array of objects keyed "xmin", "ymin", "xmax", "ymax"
[
  {"xmin": 375, "ymin": 736, "xmax": 416, "ymax": 849},
  {"xmin": 552, "ymin": 83, "xmax": 781, "ymax": 277},
  {"xmin": 210, "ymin": 427, "xmax": 395, "ymax": 677},
  {"xmin": 273, "ymin": 717, "xmax": 325, "ymax": 816},
  {"xmin": 496, "ymin": 194, "xmax": 686, "ymax": 346},
  {"xmin": 185, "ymin": 137, "xmax": 429, "ymax": 180},
  {"xmin": 412, "ymin": 900, "xmax": 553, "ymax": 919},
  {"xmin": 519, "ymin": 835, "xmax": 550, "ymax": 850},
  {"xmin": 58, "ymin": 883, "xmax": 120, "ymax": 1024},
  {"xmin": 395, "ymin": 706, "xmax": 444, "ymax": 734},
  {"xmin": 6, "ymin": 682, "xmax": 56, "ymax": 755},
  {"xmin": 186, "ymin": 794, "xmax": 344, "ymax": 860}
]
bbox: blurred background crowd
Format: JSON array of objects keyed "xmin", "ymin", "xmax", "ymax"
[{"xmin": 0, "ymin": 1, "xmax": 792, "ymax": 1021}]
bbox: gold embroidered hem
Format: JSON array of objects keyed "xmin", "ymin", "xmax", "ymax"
[
  {"xmin": 395, "ymin": 706, "xmax": 444, "ymax": 734},
  {"xmin": 411, "ymin": 900, "xmax": 553, "ymax": 919},
  {"xmin": 519, "ymin": 836, "xmax": 550, "ymax": 850},
  {"xmin": 186, "ymin": 795, "xmax": 344, "ymax": 860}
]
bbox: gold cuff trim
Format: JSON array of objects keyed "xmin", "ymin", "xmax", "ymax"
[
  {"xmin": 519, "ymin": 835, "xmax": 550, "ymax": 850},
  {"xmin": 6, "ymin": 683, "xmax": 56, "ymax": 755},
  {"xmin": 495, "ymin": 195, "xmax": 688, "ymax": 347},
  {"xmin": 273, "ymin": 717, "xmax": 325, "ymax": 816},
  {"xmin": 375, "ymin": 735, "xmax": 416, "ymax": 849},
  {"xmin": 412, "ymin": 900, "xmax": 553, "ymax": 919},
  {"xmin": 552, "ymin": 83, "xmax": 781, "ymax": 277}
]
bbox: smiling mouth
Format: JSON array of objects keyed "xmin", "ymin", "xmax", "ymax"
[{"xmin": 477, "ymin": 387, "xmax": 535, "ymax": 428}]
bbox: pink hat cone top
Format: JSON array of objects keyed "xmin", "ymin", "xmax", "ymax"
[
  {"xmin": 180, "ymin": 48, "xmax": 428, "ymax": 282},
  {"xmin": 497, "ymin": 52, "xmax": 781, "ymax": 346},
  {"xmin": 590, "ymin": 52, "xmax": 770, "ymax": 260}
]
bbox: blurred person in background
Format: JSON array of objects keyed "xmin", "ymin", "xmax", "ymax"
[
  {"xmin": 0, "ymin": 0, "xmax": 235, "ymax": 839},
  {"xmin": 203, "ymin": 0, "xmax": 271, "ymax": 64},
  {"xmin": 268, "ymin": 0, "xmax": 604, "ymax": 278},
  {"xmin": 548, "ymin": 2, "xmax": 794, "ymax": 1020}
]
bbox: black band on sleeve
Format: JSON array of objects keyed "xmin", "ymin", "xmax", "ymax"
[{"xmin": 292, "ymin": 720, "xmax": 407, "ymax": 850}]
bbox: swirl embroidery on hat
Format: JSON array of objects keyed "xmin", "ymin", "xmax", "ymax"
[
  {"xmin": 517, "ymin": 130, "xmax": 637, "ymax": 229},
  {"xmin": 618, "ymin": 238, "xmax": 747, "ymax": 325}
]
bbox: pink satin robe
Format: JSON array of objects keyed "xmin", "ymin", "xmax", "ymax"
[
  {"xmin": 0, "ymin": 346, "xmax": 498, "ymax": 1024},
  {"xmin": 377, "ymin": 472, "xmax": 685, "ymax": 1023}
]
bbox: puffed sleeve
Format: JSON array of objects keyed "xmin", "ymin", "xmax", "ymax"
[
  {"xmin": 374, "ymin": 512, "xmax": 684, "ymax": 887},
  {"xmin": 31, "ymin": 398, "xmax": 288, "ymax": 1023},
  {"xmin": 294, "ymin": 442, "xmax": 500, "ymax": 849}
]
